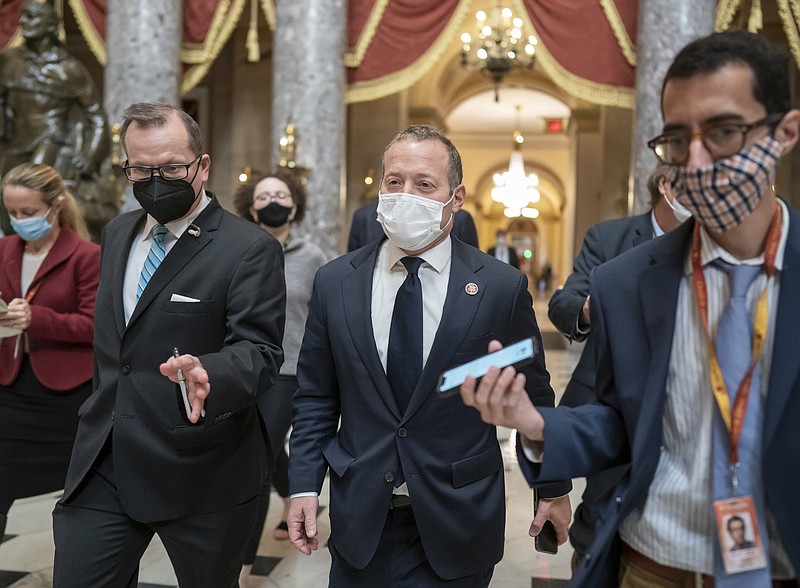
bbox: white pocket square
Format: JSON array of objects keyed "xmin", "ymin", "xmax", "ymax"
[{"xmin": 170, "ymin": 294, "xmax": 201, "ymax": 302}]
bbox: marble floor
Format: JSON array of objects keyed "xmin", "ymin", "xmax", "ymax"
[{"xmin": 0, "ymin": 295, "xmax": 586, "ymax": 588}]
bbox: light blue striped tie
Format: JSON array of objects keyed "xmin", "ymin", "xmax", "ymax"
[
  {"xmin": 712, "ymin": 260, "xmax": 771, "ymax": 586},
  {"xmin": 136, "ymin": 224, "xmax": 168, "ymax": 301}
]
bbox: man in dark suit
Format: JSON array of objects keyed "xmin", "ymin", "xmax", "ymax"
[
  {"xmin": 347, "ymin": 197, "xmax": 479, "ymax": 252},
  {"xmin": 459, "ymin": 32, "xmax": 800, "ymax": 587},
  {"xmin": 548, "ymin": 165, "xmax": 684, "ymax": 564},
  {"xmin": 487, "ymin": 229, "xmax": 520, "ymax": 268},
  {"xmin": 287, "ymin": 125, "xmax": 571, "ymax": 587},
  {"xmin": 52, "ymin": 102, "xmax": 285, "ymax": 587}
]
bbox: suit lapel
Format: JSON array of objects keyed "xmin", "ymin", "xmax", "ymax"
[
  {"xmin": 341, "ymin": 240, "xmax": 402, "ymax": 419},
  {"xmin": 126, "ymin": 200, "xmax": 220, "ymax": 329},
  {"xmin": 2, "ymin": 237, "xmax": 24, "ymax": 298},
  {"xmin": 26, "ymin": 229, "xmax": 78, "ymax": 296},
  {"xmin": 632, "ymin": 212, "xmax": 654, "ymax": 247},
  {"xmin": 632, "ymin": 222, "xmax": 691, "ymax": 472},
  {"xmin": 109, "ymin": 212, "xmax": 146, "ymax": 337},
  {"xmin": 764, "ymin": 208, "xmax": 800, "ymax": 449},
  {"xmin": 404, "ymin": 239, "xmax": 486, "ymax": 420}
]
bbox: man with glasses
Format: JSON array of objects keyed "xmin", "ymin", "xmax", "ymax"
[
  {"xmin": 52, "ymin": 102, "xmax": 286, "ymax": 587},
  {"xmin": 457, "ymin": 31, "xmax": 800, "ymax": 587}
]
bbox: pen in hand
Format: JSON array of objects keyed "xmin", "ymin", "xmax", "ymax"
[{"xmin": 173, "ymin": 347, "xmax": 206, "ymax": 421}]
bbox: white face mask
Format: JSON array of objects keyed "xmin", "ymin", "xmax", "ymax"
[
  {"xmin": 377, "ymin": 191, "xmax": 454, "ymax": 252},
  {"xmin": 662, "ymin": 190, "xmax": 693, "ymax": 223}
]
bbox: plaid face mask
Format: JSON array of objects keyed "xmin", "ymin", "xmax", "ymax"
[{"xmin": 667, "ymin": 134, "xmax": 783, "ymax": 232}]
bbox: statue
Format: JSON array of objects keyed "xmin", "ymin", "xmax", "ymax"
[{"xmin": 0, "ymin": 0, "xmax": 121, "ymax": 240}]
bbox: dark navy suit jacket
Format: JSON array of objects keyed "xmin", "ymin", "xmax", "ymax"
[
  {"xmin": 290, "ymin": 235, "xmax": 569, "ymax": 580},
  {"xmin": 522, "ymin": 208, "xmax": 800, "ymax": 586},
  {"xmin": 548, "ymin": 211, "xmax": 654, "ymax": 407}
]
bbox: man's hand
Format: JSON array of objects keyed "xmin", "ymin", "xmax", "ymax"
[
  {"xmin": 579, "ymin": 295, "xmax": 591, "ymax": 327},
  {"xmin": 458, "ymin": 340, "xmax": 545, "ymax": 441},
  {"xmin": 530, "ymin": 495, "xmax": 572, "ymax": 545},
  {"xmin": 159, "ymin": 353, "xmax": 209, "ymax": 423},
  {"xmin": 287, "ymin": 496, "xmax": 320, "ymax": 555}
]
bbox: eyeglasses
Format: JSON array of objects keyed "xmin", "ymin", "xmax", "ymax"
[
  {"xmin": 123, "ymin": 155, "xmax": 202, "ymax": 182},
  {"xmin": 647, "ymin": 114, "xmax": 784, "ymax": 165},
  {"xmin": 254, "ymin": 191, "xmax": 292, "ymax": 203}
]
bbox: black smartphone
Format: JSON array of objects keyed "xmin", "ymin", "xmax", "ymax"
[{"xmin": 533, "ymin": 489, "xmax": 558, "ymax": 555}]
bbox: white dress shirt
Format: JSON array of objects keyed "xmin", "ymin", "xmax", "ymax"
[
  {"xmin": 123, "ymin": 193, "xmax": 211, "ymax": 324},
  {"xmin": 371, "ymin": 236, "xmax": 452, "ymax": 496},
  {"xmin": 371, "ymin": 237, "xmax": 452, "ymax": 372},
  {"xmin": 620, "ymin": 200, "xmax": 794, "ymax": 578},
  {"xmin": 291, "ymin": 235, "xmax": 455, "ymax": 502}
]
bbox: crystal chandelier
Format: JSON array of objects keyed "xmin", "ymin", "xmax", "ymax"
[
  {"xmin": 460, "ymin": 5, "xmax": 537, "ymax": 101},
  {"xmin": 492, "ymin": 107, "xmax": 540, "ymax": 218}
]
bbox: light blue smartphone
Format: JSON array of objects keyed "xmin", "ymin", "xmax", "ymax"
[{"xmin": 437, "ymin": 337, "xmax": 537, "ymax": 397}]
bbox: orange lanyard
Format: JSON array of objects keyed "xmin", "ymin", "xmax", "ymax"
[
  {"xmin": 25, "ymin": 281, "xmax": 41, "ymax": 303},
  {"xmin": 690, "ymin": 205, "xmax": 781, "ymax": 466}
]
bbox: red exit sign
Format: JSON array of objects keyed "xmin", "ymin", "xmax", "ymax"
[{"xmin": 545, "ymin": 118, "xmax": 564, "ymax": 133}]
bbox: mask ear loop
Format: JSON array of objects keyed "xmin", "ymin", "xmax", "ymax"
[{"xmin": 441, "ymin": 188, "xmax": 457, "ymax": 231}]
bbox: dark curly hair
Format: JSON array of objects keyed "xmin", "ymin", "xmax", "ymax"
[
  {"xmin": 232, "ymin": 167, "xmax": 306, "ymax": 225},
  {"xmin": 663, "ymin": 31, "xmax": 791, "ymax": 117}
]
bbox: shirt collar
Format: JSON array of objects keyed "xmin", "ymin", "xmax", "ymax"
[
  {"xmin": 385, "ymin": 234, "xmax": 452, "ymax": 275},
  {"xmin": 141, "ymin": 191, "xmax": 211, "ymax": 242},
  {"xmin": 684, "ymin": 199, "xmax": 789, "ymax": 275},
  {"xmin": 651, "ymin": 210, "xmax": 665, "ymax": 237}
]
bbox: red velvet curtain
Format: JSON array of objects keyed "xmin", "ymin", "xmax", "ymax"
[
  {"xmin": 10, "ymin": 1, "xmax": 778, "ymax": 108},
  {"xmin": 347, "ymin": 0, "xmax": 464, "ymax": 85},
  {"xmin": 0, "ymin": 0, "xmax": 23, "ymax": 49},
  {"xmin": 521, "ymin": 0, "xmax": 636, "ymax": 88}
]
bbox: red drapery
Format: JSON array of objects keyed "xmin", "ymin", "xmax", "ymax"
[
  {"xmin": 519, "ymin": 0, "xmax": 636, "ymax": 107},
  {"xmin": 5, "ymin": 1, "xmax": 789, "ymax": 108},
  {"xmin": 0, "ymin": 0, "xmax": 23, "ymax": 49},
  {"xmin": 523, "ymin": 0, "xmax": 636, "ymax": 87},
  {"xmin": 346, "ymin": 0, "xmax": 468, "ymax": 99},
  {"xmin": 342, "ymin": 0, "xmax": 636, "ymax": 104}
]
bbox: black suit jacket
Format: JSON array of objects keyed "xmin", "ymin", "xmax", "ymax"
[
  {"xmin": 548, "ymin": 212, "xmax": 654, "ymax": 406},
  {"xmin": 61, "ymin": 195, "xmax": 286, "ymax": 522},
  {"xmin": 347, "ymin": 201, "xmax": 479, "ymax": 252},
  {"xmin": 290, "ymin": 235, "xmax": 569, "ymax": 579},
  {"xmin": 524, "ymin": 209, "xmax": 800, "ymax": 585}
]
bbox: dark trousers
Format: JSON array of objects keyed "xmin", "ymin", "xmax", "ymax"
[
  {"xmin": 328, "ymin": 503, "xmax": 493, "ymax": 588},
  {"xmin": 52, "ymin": 442, "xmax": 257, "ymax": 588},
  {"xmin": 244, "ymin": 375, "xmax": 295, "ymax": 563}
]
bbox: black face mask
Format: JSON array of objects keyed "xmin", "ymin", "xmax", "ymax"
[
  {"xmin": 133, "ymin": 176, "xmax": 198, "ymax": 224},
  {"xmin": 256, "ymin": 202, "xmax": 293, "ymax": 227}
]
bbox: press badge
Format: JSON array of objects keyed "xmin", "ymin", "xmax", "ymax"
[{"xmin": 714, "ymin": 496, "xmax": 767, "ymax": 574}]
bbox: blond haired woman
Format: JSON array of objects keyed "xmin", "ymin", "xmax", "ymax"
[{"xmin": 0, "ymin": 163, "xmax": 99, "ymax": 540}]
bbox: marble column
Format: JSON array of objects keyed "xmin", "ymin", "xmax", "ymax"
[
  {"xmin": 272, "ymin": 0, "xmax": 347, "ymax": 252},
  {"xmin": 104, "ymin": 0, "xmax": 182, "ymax": 127},
  {"xmin": 630, "ymin": 0, "xmax": 714, "ymax": 213}
]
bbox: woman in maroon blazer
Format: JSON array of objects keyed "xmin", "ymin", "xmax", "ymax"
[{"xmin": 0, "ymin": 163, "xmax": 99, "ymax": 541}]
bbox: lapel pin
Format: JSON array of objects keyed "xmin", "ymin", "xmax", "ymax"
[{"xmin": 465, "ymin": 282, "xmax": 478, "ymax": 296}]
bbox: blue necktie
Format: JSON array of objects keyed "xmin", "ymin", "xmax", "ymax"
[
  {"xmin": 387, "ymin": 256, "xmax": 424, "ymax": 414},
  {"xmin": 136, "ymin": 224, "xmax": 168, "ymax": 301},
  {"xmin": 712, "ymin": 260, "xmax": 771, "ymax": 586}
]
